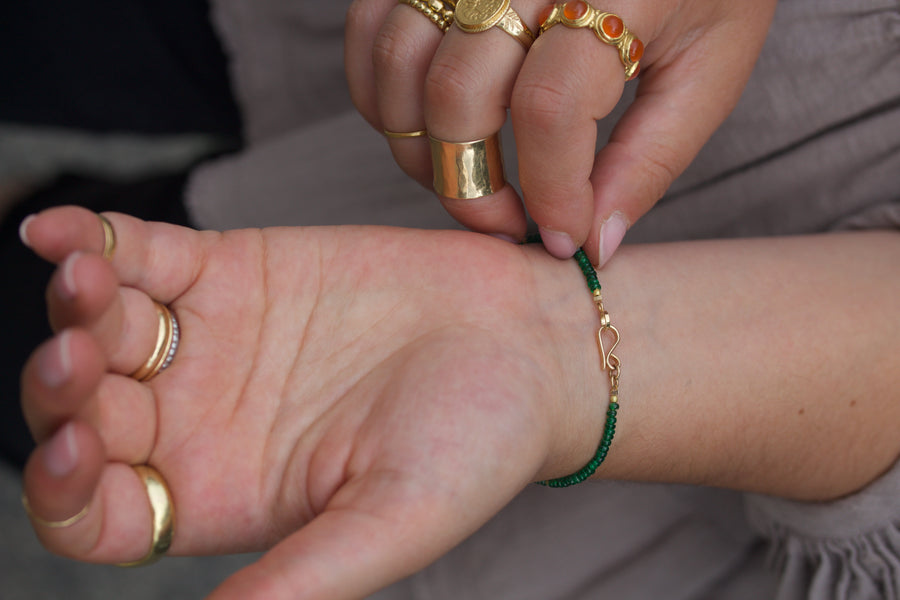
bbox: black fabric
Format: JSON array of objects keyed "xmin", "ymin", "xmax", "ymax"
[
  {"xmin": 0, "ymin": 172, "xmax": 194, "ymax": 469},
  {"xmin": 0, "ymin": 0, "xmax": 241, "ymax": 136}
]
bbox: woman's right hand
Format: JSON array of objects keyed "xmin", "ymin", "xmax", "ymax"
[
  {"xmin": 346, "ymin": 0, "xmax": 776, "ymax": 265},
  {"xmin": 18, "ymin": 207, "xmax": 604, "ymax": 599}
]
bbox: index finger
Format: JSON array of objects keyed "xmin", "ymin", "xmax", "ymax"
[{"xmin": 512, "ymin": 2, "xmax": 638, "ymax": 257}]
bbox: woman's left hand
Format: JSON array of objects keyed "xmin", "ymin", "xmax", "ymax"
[{"xmin": 346, "ymin": 0, "xmax": 776, "ymax": 265}]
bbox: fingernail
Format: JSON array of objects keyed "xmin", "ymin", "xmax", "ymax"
[
  {"xmin": 538, "ymin": 227, "xmax": 577, "ymax": 259},
  {"xmin": 59, "ymin": 252, "xmax": 82, "ymax": 299},
  {"xmin": 43, "ymin": 422, "xmax": 78, "ymax": 478},
  {"xmin": 38, "ymin": 330, "xmax": 73, "ymax": 389},
  {"xmin": 489, "ymin": 233, "xmax": 519, "ymax": 244},
  {"xmin": 19, "ymin": 215, "xmax": 35, "ymax": 248},
  {"xmin": 597, "ymin": 213, "xmax": 628, "ymax": 268}
]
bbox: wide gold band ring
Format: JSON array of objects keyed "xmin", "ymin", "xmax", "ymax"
[
  {"xmin": 429, "ymin": 132, "xmax": 506, "ymax": 199},
  {"xmin": 538, "ymin": 1, "xmax": 643, "ymax": 79},
  {"xmin": 383, "ymin": 128, "xmax": 429, "ymax": 139},
  {"xmin": 399, "ymin": 0, "xmax": 457, "ymax": 32},
  {"xmin": 118, "ymin": 465, "xmax": 175, "ymax": 568},
  {"xmin": 455, "ymin": 0, "xmax": 534, "ymax": 49},
  {"xmin": 22, "ymin": 493, "xmax": 90, "ymax": 528},
  {"xmin": 99, "ymin": 214, "xmax": 116, "ymax": 261},
  {"xmin": 131, "ymin": 301, "xmax": 180, "ymax": 382}
]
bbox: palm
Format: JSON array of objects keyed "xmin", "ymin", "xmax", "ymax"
[{"xmin": 22, "ymin": 209, "xmax": 558, "ymax": 598}]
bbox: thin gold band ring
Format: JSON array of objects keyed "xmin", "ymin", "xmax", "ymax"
[{"xmin": 22, "ymin": 493, "xmax": 90, "ymax": 528}]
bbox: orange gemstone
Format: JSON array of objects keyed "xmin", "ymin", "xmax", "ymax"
[
  {"xmin": 538, "ymin": 4, "xmax": 555, "ymax": 27},
  {"xmin": 629, "ymin": 38, "xmax": 644, "ymax": 61},
  {"xmin": 563, "ymin": 0, "xmax": 588, "ymax": 20},
  {"xmin": 600, "ymin": 14, "xmax": 623, "ymax": 38},
  {"xmin": 627, "ymin": 64, "xmax": 640, "ymax": 81}
]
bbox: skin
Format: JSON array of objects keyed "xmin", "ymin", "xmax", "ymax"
[
  {"xmin": 345, "ymin": 0, "xmax": 778, "ymax": 264},
  {"xmin": 19, "ymin": 207, "xmax": 900, "ymax": 599}
]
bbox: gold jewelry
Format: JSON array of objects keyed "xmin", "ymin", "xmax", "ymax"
[
  {"xmin": 429, "ymin": 132, "xmax": 506, "ymax": 199},
  {"xmin": 399, "ymin": 0, "xmax": 457, "ymax": 33},
  {"xmin": 22, "ymin": 493, "xmax": 90, "ymax": 528},
  {"xmin": 99, "ymin": 214, "xmax": 116, "ymax": 260},
  {"xmin": 383, "ymin": 129, "xmax": 429, "ymax": 139},
  {"xmin": 538, "ymin": 1, "xmax": 643, "ymax": 80},
  {"xmin": 455, "ymin": 0, "xmax": 534, "ymax": 49},
  {"xmin": 131, "ymin": 301, "xmax": 180, "ymax": 382},
  {"xmin": 118, "ymin": 465, "xmax": 175, "ymax": 567}
]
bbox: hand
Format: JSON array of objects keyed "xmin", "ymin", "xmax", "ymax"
[
  {"xmin": 19, "ymin": 207, "xmax": 600, "ymax": 599},
  {"xmin": 346, "ymin": 0, "xmax": 777, "ymax": 264}
]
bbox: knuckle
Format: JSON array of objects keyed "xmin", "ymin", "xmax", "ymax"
[
  {"xmin": 372, "ymin": 20, "xmax": 424, "ymax": 78},
  {"xmin": 345, "ymin": 0, "xmax": 372, "ymax": 34},
  {"xmin": 512, "ymin": 78, "xmax": 580, "ymax": 135},
  {"xmin": 425, "ymin": 53, "xmax": 485, "ymax": 110},
  {"xmin": 640, "ymin": 143, "xmax": 681, "ymax": 200}
]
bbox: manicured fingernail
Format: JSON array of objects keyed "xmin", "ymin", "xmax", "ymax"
[
  {"xmin": 59, "ymin": 252, "xmax": 82, "ymax": 299},
  {"xmin": 19, "ymin": 215, "xmax": 36, "ymax": 248},
  {"xmin": 538, "ymin": 227, "xmax": 577, "ymax": 258},
  {"xmin": 38, "ymin": 330, "xmax": 73, "ymax": 389},
  {"xmin": 489, "ymin": 233, "xmax": 519, "ymax": 244},
  {"xmin": 597, "ymin": 213, "xmax": 628, "ymax": 268},
  {"xmin": 43, "ymin": 422, "xmax": 78, "ymax": 478}
]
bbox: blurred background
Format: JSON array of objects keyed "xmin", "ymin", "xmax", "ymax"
[{"xmin": 0, "ymin": 1, "xmax": 253, "ymax": 597}]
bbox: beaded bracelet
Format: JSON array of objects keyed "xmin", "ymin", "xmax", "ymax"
[{"xmin": 535, "ymin": 243, "xmax": 621, "ymax": 487}]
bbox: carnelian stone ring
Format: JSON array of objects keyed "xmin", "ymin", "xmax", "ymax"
[{"xmin": 538, "ymin": 1, "xmax": 643, "ymax": 80}]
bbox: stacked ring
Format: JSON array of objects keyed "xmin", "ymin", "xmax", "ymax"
[
  {"xmin": 455, "ymin": 0, "xmax": 534, "ymax": 49},
  {"xmin": 131, "ymin": 301, "xmax": 180, "ymax": 382},
  {"xmin": 399, "ymin": 0, "xmax": 457, "ymax": 32},
  {"xmin": 538, "ymin": 1, "xmax": 643, "ymax": 79},
  {"xmin": 429, "ymin": 132, "xmax": 506, "ymax": 199}
]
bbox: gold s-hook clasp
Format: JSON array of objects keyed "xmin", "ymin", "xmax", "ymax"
[{"xmin": 597, "ymin": 321, "xmax": 620, "ymax": 390}]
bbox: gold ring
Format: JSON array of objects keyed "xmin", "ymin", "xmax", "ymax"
[
  {"xmin": 383, "ymin": 129, "xmax": 429, "ymax": 139},
  {"xmin": 22, "ymin": 493, "xmax": 90, "ymax": 528},
  {"xmin": 118, "ymin": 465, "xmax": 175, "ymax": 567},
  {"xmin": 99, "ymin": 214, "xmax": 116, "ymax": 261},
  {"xmin": 455, "ymin": 0, "xmax": 534, "ymax": 49},
  {"xmin": 399, "ymin": 0, "xmax": 457, "ymax": 32},
  {"xmin": 538, "ymin": 1, "xmax": 643, "ymax": 80},
  {"xmin": 429, "ymin": 132, "xmax": 506, "ymax": 199},
  {"xmin": 131, "ymin": 301, "xmax": 180, "ymax": 382}
]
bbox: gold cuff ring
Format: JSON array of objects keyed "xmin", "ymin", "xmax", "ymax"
[{"xmin": 429, "ymin": 132, "xmax": 506, "ymax": 199}]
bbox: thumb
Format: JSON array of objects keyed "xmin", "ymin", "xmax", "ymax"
[
  {"xmin": 206, "ymin": 479, "xmax": 463, "ymax": 600},
  {"xmin": 586, "ymin": 12, "xmax": 773, "ymax": 267}
]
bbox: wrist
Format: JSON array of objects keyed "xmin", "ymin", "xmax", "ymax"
[{"xmin": 521, "ymin": 244, "xmax": 615, "ymax": 482}]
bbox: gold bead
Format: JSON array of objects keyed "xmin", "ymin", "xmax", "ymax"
[{"xmin": 599, "ymin": 311, "xmax": 610, "ymax": 327}]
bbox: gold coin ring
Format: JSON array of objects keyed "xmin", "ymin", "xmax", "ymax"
[{"xmin": 455, "ymin": 0, "xmax": 534, "ymax": 49}]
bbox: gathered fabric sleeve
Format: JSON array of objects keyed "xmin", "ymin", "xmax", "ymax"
[{"xmin": 744, "ymin": 457, "xmax": 900, "ymax": 600}]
